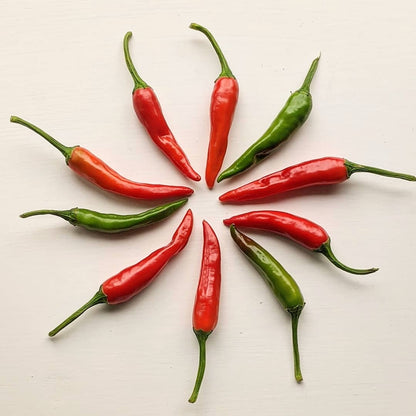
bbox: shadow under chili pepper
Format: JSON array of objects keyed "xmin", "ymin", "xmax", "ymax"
[
  {"xmin": 47, "ymin": 306, "xmax": 105, "ymax": 342},
  {"xmin": 20, "ymin": 221, "xmax": 170, "ymax": 251},
  {"xmin": 71, "ymin": 221, "xmax": 179, "ymax": 243},
  {"xmin": 68, "ymin": 173, "xmax": 191, "ymax": 209},
  {"xmin": 234, "ymin": 179, "xmax": 413, "ymax": 207},
  {"xmin": 344, "ymin": 176, "xmax": 414, "ymax": 197},
  {"xmin": 230, "ymin": 228, "xmax": 373, "ymax": 289},
  {"xmin": 220, "ymin": 182, "xmax": 346, "ymax": 205}
]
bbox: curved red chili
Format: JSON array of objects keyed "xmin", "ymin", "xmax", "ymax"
[
  {"xmin": 224, "ymin": 210, "xmax": 378, "ymax": 275},
  {"xmin": 48, "ymin": 209, "xmax": 193, "ymax": 336},
  {"xmin": 189, "ymin": 220, "xmax": 221, "ymax": 403},
  {"xmin": 10, "ymin": 116, "xmax": 193, "ymax": 200},
  {"xmin": 190, "ymin": 23, "xmax": 239, "ymax": 189},
  {"xmin": 123, "ymin": 32, "xmax": 200, "ymax": 182},
  {"xmin": 219, "ymin": 157, "xmax": 416, "ymax": 203}
]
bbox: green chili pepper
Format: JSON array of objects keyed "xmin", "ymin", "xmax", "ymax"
[
  {"xmin": 20, "ymin": 198, "xmax": 188, "ymax": 233},
  {"xmin": 230, "ymin": 224, "xmax": 304, "ymax": 382},
  {"xmin": 217, "ymin": 56, "xmax": 320, "ymax": 182}
]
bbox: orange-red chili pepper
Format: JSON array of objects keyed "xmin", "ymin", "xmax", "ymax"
[
  {"xmin": 123, "ymin": 32, "xmax": 200, "ymax": 182},
  {"xmin": 10, "ymin": 116, "xmax": 193, "ymax": 200},
  {"xmin": 219, "ymin": 156, "xmax": 416, "ymax": 203},
  {"xmin": 48, "ymin": 209, "xmax": 193, "ymax": 337},
  {"xmin": 188, "ymin": 220, "xmax": 221, "ymax": 403},
  {"xmin": 190, "ymin": 23, "xmax": 239, "ymax": 189},
  {"xmin": 223, "ymin": 210, "xmax": 378, "ymax": 275}
]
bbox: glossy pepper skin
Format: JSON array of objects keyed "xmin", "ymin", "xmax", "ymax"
[
  {"xmin": 230, "ymin": 225, "xmax": 304, "ymax": 382},
  {"xmin": 224, "ymin": 211, "xmax": 378, "ymax": 275},
  {"xmin": 123, "ymin": 32, "xmax": 200, "ymax": 182},
  {"xmin": 48, "ymin": 209, "xmax": 193, "ymax": 337},
  {"xmin": 219, "ymin": 157, "xmax": 416, "ymax": 202},
  {"xmin": 10, "ymin": 116, "xmax": 193, "ymax": 200},
  {"xmin": 190, "ymin": 23, "xmax": 239, "ymax": 189},
  {"xmin": 189, "ymin": 220, "xmax": 221, "ymax": 403},
  {"xmin": 20, "ymin": 198, "xmax": 187, "ymax": 233},
  {"xmin": 217, "ymin": 56, "xmax": 320, "ymax": 182}
]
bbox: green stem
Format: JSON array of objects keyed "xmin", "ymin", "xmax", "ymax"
[
  {"xmin": 20, "ymin": 209, "xmax": 76, "ymax": 225},
  {"xmin": 344, "ymin": 159, "xmax": 416, "ymax": 181},
  {"xmin": 10, "ymin": 116, "xmax": 75, "ymax": 162},
  {"xmin": 288, "ymin": 305, "xmax": 304, "ymax": 383},
  {"xmin": 123, "ymin": 31, "xmax": 149, "ymax": 91},
  {"xmin": 48, "ymin": 289, "xmax": 107, "ymax": 337},
  {"xmin": 318, "ymin": 240, "xmax": 378, "ymax": 275},
  {"xmin": 299, "ymin": 54, "xmax": 320, "ymax": 93},
  {"xmin": 190, "ymin": 23, "xmax": 234, "ymax": 79},
  {"xmin": 188, "ymin": 329, "xmax": 210, "ymax": 403}
]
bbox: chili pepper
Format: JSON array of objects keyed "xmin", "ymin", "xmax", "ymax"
[
  {"xmin": 20, "ymin": 198, "xmax": 187, "ymax": 233},
  {"xmin": 219, "ymin": 156, "xmax": 416, "ymax": 202},
  {"xmin": 189, "ymin": 23, "xmax": 239, "ymax": 189},
  {"xmin": 123, "ymin": 32, "xmax": 200, "ymax": 182},
  {"xmin": 224, "ymin": 211, "xmax": 378, "ymax": 275},
  {"xmin": 10, "ymin": 116, "xmax": 194, "ymax": 200},
  {"xmin": 48, "ymin": 209, "xmax": 193, "ymax": 337},
  {"xmin": 189, "ymin": 220, "xmax": 221, "ymax": 403},
  {"xmin": 217, "ymin": 55, "xmax": 320, "ymax": 182},
  {"xmin": 229, "ymin": 225, "xmax": 304, "ymax": 382}
]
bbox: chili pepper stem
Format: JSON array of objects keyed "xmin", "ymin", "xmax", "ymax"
[
  {"xmin": 10, "ymin": 116, "xmax": 75, "ymax": 162},
  {"xmin": 188, "ymin": 329, "xmax": 211, "ymax": 403},
  {"xmin": 48, "ymin": 289, "xmax": 107, "ymax": 337},
  {"xmin": 123, "ymin": 31, "xmax": 149, "ymax": 91},
  {"xmin": 20, "ymin": 209, "xmax": 75, "ymax": 223},
  {"xmin": 288, "ymin": 305, "xmax": 304, "ymax": 383},
  {"xmin": 299, "ymin": 55, "xmax": 320, "ymax": 93},
  {"xmin": 189, "ymin": 23, "xmax": 234, "ymax": 79},
  {"xmin": 344, "ymin": 159, "xmax": 416, "ymax": 181},
  {"xmin": 318, "ymin": 240, "xmax": 378, "ymax": 275}
]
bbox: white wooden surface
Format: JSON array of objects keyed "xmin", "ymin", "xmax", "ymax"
[{"xmin": 1, "ymin": 1, "xmax": 415, "ymax": 415}]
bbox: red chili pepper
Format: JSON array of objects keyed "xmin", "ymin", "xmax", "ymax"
[
  {"xmin": 10, "ymin": 116, "xmax": 193, "ymax": 200},
  {"xmin": 224, "ymin": 210, "xmax": 378, "ymax": 275},
  {"xmin": 48, "ymin": 209, "xmax": 193, "ymax": 337},
  {"xmin": 123, "ymin": 32, "xmax": 201, "ymax": 182},
  {"xmin": 190, "ymin": 23, "xmax": 239, "ymax": 189},
  {"xmin": 219, "ymin": 157, "xmax": 416, "ymax": 203},
  {"xmin": 188, "ymin": 220, "xmax": 221, "ymax": 403}
]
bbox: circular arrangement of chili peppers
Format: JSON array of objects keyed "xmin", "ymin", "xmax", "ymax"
[{"xmin": 14, "ymin": 23, "xmax": 415, "ymax": 404}]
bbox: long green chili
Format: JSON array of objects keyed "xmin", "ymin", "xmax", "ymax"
[
  {"xmin": 230, "ymin": 225, "xmax": 305, "ymax": 382},
  {"xmin": 20, "ymin": 198, "xmax": 188, "ymax": 233}
]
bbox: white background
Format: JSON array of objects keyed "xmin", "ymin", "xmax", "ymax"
[{"xmin": 1, "ymin": 1, "xmax": 415, "ymax": 415}]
